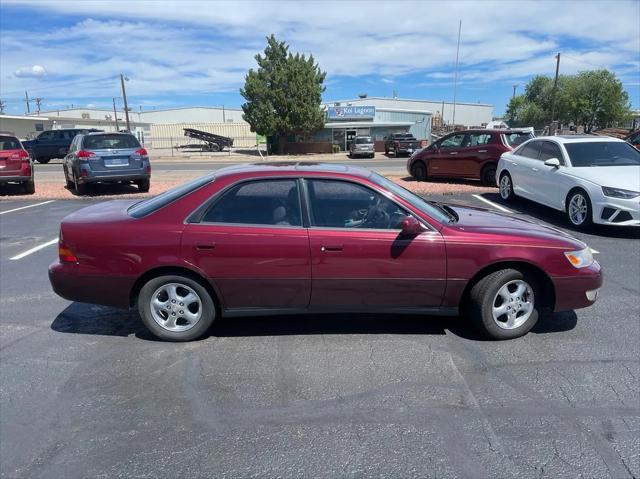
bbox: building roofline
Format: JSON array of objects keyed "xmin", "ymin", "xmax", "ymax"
[
  {"xmin": 324, "ymin": 96, "xmax": 493, "ymax": 107},
  {"xmin": 0, "ymin": 114, "xmax": 51, "ymax": 120},
  {"xmin": 138, "ymin": 106, "xmax": 243, "ymax": 114}
]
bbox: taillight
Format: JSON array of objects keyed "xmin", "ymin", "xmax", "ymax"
[
  {"xmin": 135, "ymin": 148, "xmax": 148, "ymax": 157},
  {"xmin": 77, "ymin": 150, "xmax": 97, "ymax": 159},
  {"xmin": 9, "ymin": 150, "xmax": 29, "ymax": 161},
  {"xmin": 58, "ymin": 237, "xmax": 78, "ymax": 263}
]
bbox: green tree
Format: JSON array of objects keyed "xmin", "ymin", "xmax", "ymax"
[
  {"xmin": 564, "ymin": 70, "xmax": 631, "ymax": 132},
  {"xmin": 240, "ymin": 35, "xmax": 326, "ymax": 154}
]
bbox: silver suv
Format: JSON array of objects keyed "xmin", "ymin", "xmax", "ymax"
[{"xmin": 349, "ymin": 136, "xmax": 375, "ymax": 158}]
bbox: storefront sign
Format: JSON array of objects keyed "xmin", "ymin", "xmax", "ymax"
[{"xmin": 326, "ymin": 106, "xmax": 375, "ymax": 120}]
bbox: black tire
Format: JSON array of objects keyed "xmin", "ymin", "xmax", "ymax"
[
  {"xmin": 348, "ymin": 151, "xmax": 353, "ymax": 158},
  {"xmin": 136, "ymin": 178, "xmax": 151, "ymax": 192},
  {"xmin": 22, "ymin": 179, "xmax": 35, "ymax": 194},
  {"xmin": 73, "ymin": 172, "xmax": 87, "ymax": 196},
  {"xmin": 566, "ymin": 189, "xmax": 593, "ymax": 228},
  {"xmin": 384, "ymin": 147, "xmax": 389, "ymax": 155},
  {"xmin": 481, "ymin": 164, "xmax": 497, "ymax": 186},
  {"xmin": 138, "ymin": 274, "xmax": 216, "ymax": 341},
  {"xmin": 411, "ymin": 161, "xmax": 428, "ymax": 181},
  {"xmin": 210, "ymin": 143, "xmax": 221, "ymax": 152},
  {"xmin": 64, "ymin": 166, "xmax": 74, "ymax": 189},
  {"xmin": 468, "ymin": 268, "xmax": 539, "ymax": 340},
  {"xmin": 35, "ymin": 153, "xmax": 49, "ymax": 164},
  {"xmin": 369, "ymin": 153, "xmax": 375, "ymax": 159},
  {"xmin": 498, "ymin": 172, "xmax": 515, "ymax": 201}
]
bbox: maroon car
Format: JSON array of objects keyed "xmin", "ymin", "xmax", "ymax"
[
  {"xmin": 407, "ymin": 129, "xmax": 533, "ymax": 185},
  {"xmin": 0, "ymin": 134, "xmax": 35, "ymax": 194},
  {"xmin": 49, "ymin": 163, "xmax": 601, "ymax": 342}
]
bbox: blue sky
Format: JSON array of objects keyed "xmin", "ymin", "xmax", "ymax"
[{"xmin": 1, "ymin": 0, "xmax": 638, "ymax": 118}]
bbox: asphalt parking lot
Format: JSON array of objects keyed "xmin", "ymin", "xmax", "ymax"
[{"xmin": 1, "ymin": 191, "xmax": 639, "ymax": 478}]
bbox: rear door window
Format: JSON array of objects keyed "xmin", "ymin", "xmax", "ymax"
[
  {"xmin": 468, "ymin": 133, "xmax": 491, "ymax": 146},
  {"xmin": 202, "ymin": 179, "xmax": 302, "ymax": 226},
  {"xmin": 516, "ymin": 141, "xmax": 541, "ymax": 160}
]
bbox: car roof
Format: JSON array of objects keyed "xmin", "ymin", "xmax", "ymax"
[
  {"xmin": 451, "ymin": 129, "xmax": 529, "ymax": 134},
  {"xmin": 83, "ymin": 131, "xmax": 133, "ymax": 136},
  {"xmin": 213, "ymin": 162, "xmax": 374, "ymax": 180},
  {"xmin": 532, "ymin": 135, "xmax": 626, "ymax": 144}
]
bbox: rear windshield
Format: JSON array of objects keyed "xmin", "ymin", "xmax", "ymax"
[
  {"xmin": 128, "ymin": 173, "xmax": 215, "ymax": 218},
  {"xmin": 355, "ymin": 137, "xmax": 373, "ymax": 144},
  {"xmin": 502, "ymin": 132, "xmax": 533, "ymax": 147},
  {"xmin": 565, "ymin": 141, "xmax": 640, "ymax": 167},
  {"xmin": 83, "ymin": 134, "xmax": 140, "ymax": 150},
  {"xmin": 0, "ymin": 137, "xmax": 21, "ymax": 150}
]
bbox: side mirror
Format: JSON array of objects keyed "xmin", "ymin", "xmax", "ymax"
[
  {"xmin": 400, "ymin": 216, "xmax": 425, "ymax": 236},
  {"xmin": 544, "ymin": 158, "xmax": 560, "ymax": 167}
]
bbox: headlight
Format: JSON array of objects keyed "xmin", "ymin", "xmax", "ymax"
[
  {"xmin": 564, "ymin": 247, "xmax": 594, "ymax": 269},
  {"xmin": 601, "ymin": 186, "xmax": 640, "ymax": 199}
]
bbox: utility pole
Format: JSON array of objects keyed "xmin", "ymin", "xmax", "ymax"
[
  {"xmin": 0, "ymin": 99, "xmax": 6, "ymax": 115},
  {"xmin": 120, "ymin": 74, "xmax": 131, "ymax": 131},
  {"xmin": 25, "ymin": 91, "xmax": 30, "ymax": 114},
  {"xmin": 222, "ymin": 104, "xmax": 226, "ymax": 123},
  {"xmin": 112, "ymin": 98, "xmax": 120, "ymax": 131},
  {"xmin": 451, "ymin": 20, "xmax": 462, "ymax": 127},
  {"xmin": 34, "ymin": 97, "xmax": 43, "ymax": 114},
  {"xmin": 512, "ymin": 84, "xmax": 518, "ymax": 99},
  {"xmin": 551, "ymin": 52, "xmax": 561, "ymax": 122}
]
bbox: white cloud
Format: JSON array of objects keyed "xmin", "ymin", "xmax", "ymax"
[
  {"xmin": 14, "ymin": 64, "xmax": 47, "ymax": 78},
  {"xmin": 0, "ymin": 0, "xmax": 637, "ymax": 105}
]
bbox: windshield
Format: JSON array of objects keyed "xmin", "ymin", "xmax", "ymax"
[
  {"xmin": 565, "ymin": 141, "xmax": 640, "ymax": 167},
  {"xmin": 370, "ymin": 173, "xmax": 451, "ymax": 224},
  {"xmin": 128, "ymin": 173, "xmax": 215, "ymax": 218},
  {"xmin": 503, "ymin": 132, "xmax": 533, "ymax": 147},
  {"xmin": 355, "ymin": 137, "xmax": 373, "ymax": 144},
  {"xmin": 83, "ymin": 134, "xmax": 141, "ymax": 150},
  {"xmin": 0, "ymin": 137, "xmax": 21, "ymax": 150}
]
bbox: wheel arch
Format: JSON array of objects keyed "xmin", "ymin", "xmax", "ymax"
[
  {"xmin": 564, "ymin": 186, "xmax": 591, "ymax": 212},
  {"xmin": 129, "ymin": 265, "xmax": 222, "ymax": 312},
  {"xmin": 459, "ymin": 260, "xmax": 555, "ymax": 314}
]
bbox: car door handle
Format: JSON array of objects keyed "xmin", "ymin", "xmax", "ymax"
[
  {"xmin": 196, "ymin": 243, "xmax": 216, "ymax": 250},
  {"xmin": 532, "ymin": 167, "xmax": 539, "ymax": 172},
  {"xmin": 478, "ymin": 149, "xmax": 487, "ymax": 153},
  {"xmin": 449, "ymin": 152, "xmax": 458, "ymax": 155},
  {"xmin": 321, "ymin": 245, "xmax": 343, "ymax": 252}
]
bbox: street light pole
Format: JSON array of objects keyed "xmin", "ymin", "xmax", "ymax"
[
  {"xmin": 451, "ymin": 20, "xmax": 462, "ymax": 127},
  {"xmin": 551, "ymin": 53, "xmax": 561, "ymax": 122},
  {"xmin": 512, "ymin": 84, "xmax": 518, "ymax": 99},
  {"xmin": 120, "ymin": 74, "xmax": 131, "ymax": 131}
]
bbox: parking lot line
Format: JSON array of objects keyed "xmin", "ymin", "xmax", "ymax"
[
  {"xmin": 471, "ymin": 194, "xmax": 513, "ymax": 214},
  {"xmin": 0, "ymin": 200, "xmax": 55, "ymax": 216},
  {"xmin": 9, "ymin": 238, "xmax": 58, "ymax": 261}
]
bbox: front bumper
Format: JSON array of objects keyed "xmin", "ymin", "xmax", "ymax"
[
  {"xmin": 49, "ymin": 261, "xmax": 134, "ymax": 309},
  {"xmin": 350, "ymin": 149, "xmax": 374, "ymax": 157},
  {"xmin": 551, "ymin": 262, "xmax": 603, "ymax": 311},
  {"xmin": 591, "ymin": 193, "xmax": 640, "ymax": 226}
]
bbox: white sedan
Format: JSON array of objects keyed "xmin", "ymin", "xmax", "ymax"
[{"xmin": 497, "ymin": 136, "xmax": 640, "ymax": 228}]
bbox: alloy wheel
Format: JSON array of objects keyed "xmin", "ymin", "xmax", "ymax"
[
  {"xmin": 499, "ymin": 175, "xmax": 512, "ymax": 199},
  {"xmin": 150, "ymin": 282, "xmax": 202, "ymax": 332},
  {"xmin": 568, "ymin": 193, "xmax": 588, "ymax": 225},
  {"xmin": 491, "ymin": 279, "xmax": 534, "ymax": 330}
]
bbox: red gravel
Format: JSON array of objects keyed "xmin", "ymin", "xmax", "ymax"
[{"xmin": 1, "ymin": 175, "xmax": 493, "ymax": 201}]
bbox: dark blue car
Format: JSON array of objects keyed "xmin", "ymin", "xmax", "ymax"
[{"xmin": 22, "ymin": 128, "xmax": 102, "ymax": 164}]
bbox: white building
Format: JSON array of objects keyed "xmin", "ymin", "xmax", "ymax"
[{"xmin": 326, "ymin": 97, "xmax": 493, "ymax": 128}]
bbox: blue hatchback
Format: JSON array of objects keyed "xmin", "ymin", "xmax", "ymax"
[{"xmin": 63, "ymin": 132, "xmax": 151, "ymax": 195}]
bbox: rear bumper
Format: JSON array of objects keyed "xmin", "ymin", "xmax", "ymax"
[
  {"xmin": 49, "ymin": 261, "xmax": 134, "ymax": 309},
  {"xmin": 79, "ymin": 172, "xmax": 150, "ymax": 184},
  {"xmin": 0, "ymin": 175, "xmax": 31, "ymax": 183},
  {"xmin": 350, "ymin": 150, "xmax": 374, "ymax": 157},
  {"xmin": 551, "ymin": 265, "xmax": 603, "ymax": 311}
]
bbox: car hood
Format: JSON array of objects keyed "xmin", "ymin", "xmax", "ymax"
[
  {"xmin": 447, "ymin": 205, "xmax": 585, "ymax": 248},
  {"xmin": 564, "ymin": 165, "xmax": 640, "ymax": 191}
]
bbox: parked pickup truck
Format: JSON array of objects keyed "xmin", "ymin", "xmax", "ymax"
[
  {"xmin": 22, "ymin": 128, "xmax": 101, "ymax": 163},
  {"xmin": 384, "ymin": 133, "xmax": 420, "ymax": 157}
]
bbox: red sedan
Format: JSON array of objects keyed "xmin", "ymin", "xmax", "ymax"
[
  {"xmin": 0, "ymin": 134, "xmax": 35, "ymax": 193},
  {"xmin": 49, "ymin": 163, "xmax": 602, "ymax": 341}
]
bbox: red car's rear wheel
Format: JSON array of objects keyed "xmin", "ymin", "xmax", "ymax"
[{"xmin": 138, "ymin": 274, "xmax": 216, "ymax": 341}]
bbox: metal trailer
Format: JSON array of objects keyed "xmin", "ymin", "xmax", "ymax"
[{"xmin": 182, "ymin": 128, "xmax": 234, "ymax": 152}]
